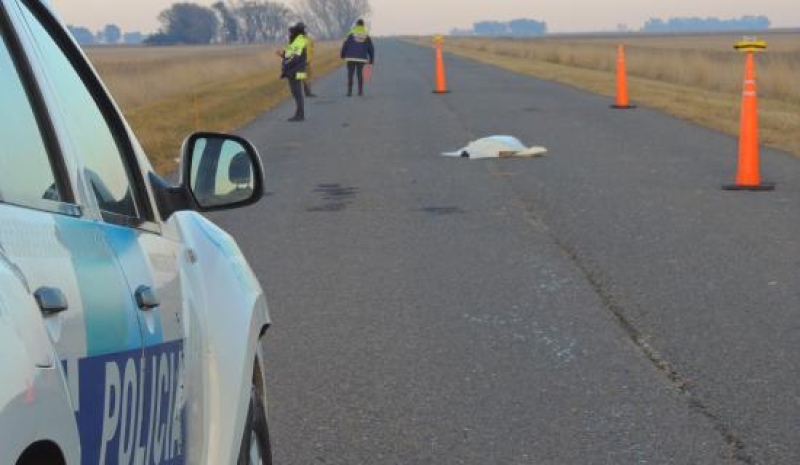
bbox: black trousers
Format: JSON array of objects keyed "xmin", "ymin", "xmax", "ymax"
[
  {"xmin": 347, "ymin": 62, "xmax": 365, "ymax": 94},
  {"xmin": 288, "ymin": 77, "xmax": 304, "ymax": 117}
]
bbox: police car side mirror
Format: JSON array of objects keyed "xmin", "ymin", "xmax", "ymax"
[
  {"xmin": 183, "ymin": 132, "xmax": 265, "ymax": 211},
  {"xmin": 150, "ymin": 132, "xmax": 265, "ymax": 220}
]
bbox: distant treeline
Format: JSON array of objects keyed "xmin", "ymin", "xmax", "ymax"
[
  {"xmin": 67, "ymin": 0, "xmax": 372, "ymax": 47},
  {"xmin": 147, "ymin": 0, "xmax": 370, "ymax": 45},
  {"xmin": 67, "ymin": 24, "xmax": 144, "ymax": 45},
  {"xmin": 451, "ymin": 15, "xmax": 772, "ymax": 38},
  {"xmin": 452, "ymin": 18, "xmax": 547, "ymax": 37},
  {"xmin": 641, "ymin": 16, "xmax": 771, "ymax": 33}
]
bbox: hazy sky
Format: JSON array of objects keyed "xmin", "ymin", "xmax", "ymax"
[{"xmin": 50, "ymin": 0, "xmax": 799, "ymax": 35}]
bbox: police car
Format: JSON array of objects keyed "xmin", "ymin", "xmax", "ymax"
[{"xmin": 0, "ymin": 0, "xmax": 273, "ymax": 463}]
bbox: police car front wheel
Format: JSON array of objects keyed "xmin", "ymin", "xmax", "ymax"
[{"xmin": 237, "ymin": 384, "xmax": 272, "ymax": 465}]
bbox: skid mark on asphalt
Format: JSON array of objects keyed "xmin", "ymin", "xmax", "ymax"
[
  {"xmin": 419, "ymin": 206, "xmax": 466, "ymax": 216},
  {"xmin": 307, "ymin": 183, "xmax": 360, "ymax": 212}
]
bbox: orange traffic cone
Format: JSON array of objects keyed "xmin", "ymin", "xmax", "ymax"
[
  {"xmin": 611, "ymin": 45, "xmax": 635, "ymax": 109},
  {"xmin": 433, "ymin": 39, "xmax": 450, "ymax": 94},
  {"xmin": 722, "ymin": 51, "xmax": 774, "ymax": 190}
]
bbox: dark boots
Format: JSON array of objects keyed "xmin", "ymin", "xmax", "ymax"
[{"xmin": 288, "ymin": 106, "xmax": 304, "ymax": 122}]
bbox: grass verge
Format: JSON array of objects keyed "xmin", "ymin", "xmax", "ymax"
[{"xmin": 89, "ymin": 44, "xmax": 342, "ymax": 174}]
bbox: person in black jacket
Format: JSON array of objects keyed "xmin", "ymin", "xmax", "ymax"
[
  {"xmin": 340, "ymin": 19, "xmax": 375, "ymax": 97},
  {"xmin": 278, "ymin": 23, "xmax": 309, "ymax": 121}
]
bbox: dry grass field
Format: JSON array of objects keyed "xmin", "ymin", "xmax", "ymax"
[
  {"xmin": 86, "ymin": 43, "xmax": 342, "ymax": 173},
  {"xmin": 419, "ymin": 33, "xmax": 800, "ymax": 156}
]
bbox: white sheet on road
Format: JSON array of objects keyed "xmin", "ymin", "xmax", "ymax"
[{"xmin": 442, "ymin": 135, "xmax": 547, "ymax": 159}]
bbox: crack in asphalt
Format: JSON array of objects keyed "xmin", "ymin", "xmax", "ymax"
[{"xmin": 494, "ymin": 170, "xmax": 754, "ymax": 464}]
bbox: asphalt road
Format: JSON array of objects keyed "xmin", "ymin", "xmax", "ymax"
[{"xmin": 210, "ymin": 40, "xmax": 800, "ymax": 464}]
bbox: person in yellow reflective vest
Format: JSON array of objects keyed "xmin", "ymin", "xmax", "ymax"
[
  {"xmin": 340, "ymin": 19, "xmax": 375, "ymax": 96},
  {"xmin": 278, "ymin": 22, "xmax": 309, "ymax": 121}
]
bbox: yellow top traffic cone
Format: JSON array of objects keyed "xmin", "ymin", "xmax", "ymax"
[{"xmin": 723, "ymin": 40, "xmax": 774, "ymax": 191}]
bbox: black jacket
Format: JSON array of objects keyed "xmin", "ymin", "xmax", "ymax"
[{"xmin": 340, "ymin": 26, "xmax": 374, "ymax": 63}]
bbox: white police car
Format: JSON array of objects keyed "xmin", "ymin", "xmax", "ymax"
[{"xmin": 0, "ymin": 0, "xmax": 273, "ymax": 464}]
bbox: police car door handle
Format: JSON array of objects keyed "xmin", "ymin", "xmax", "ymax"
[
  {"xmin": 135, "ymin": 285, "xmax": 160, "ymax": 311},
  {"xmin": 33, "ymin": 286, "xmax": 69, "ymax": 316}
]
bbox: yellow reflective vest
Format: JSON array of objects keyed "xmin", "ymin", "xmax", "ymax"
[{"xmin": 282, "ymin": 34, "xmax": 309, "ymax": 80}]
